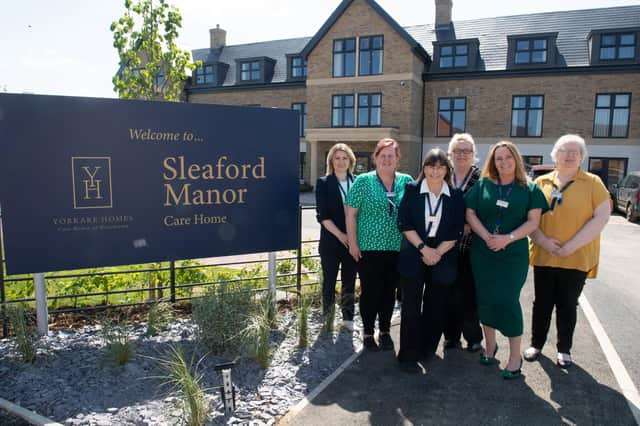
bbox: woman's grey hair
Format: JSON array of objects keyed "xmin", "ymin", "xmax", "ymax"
[
  {"xmin": 447, "ymin": 133, "xmax": 479, "ymax": 165},
  {"xmin": 550, "ymin": 134, "xmax": 588, "ymax": 164}
]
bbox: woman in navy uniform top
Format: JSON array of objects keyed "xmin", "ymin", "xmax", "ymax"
[
  {"xmin": 396, "ymin": 148, "xmax": 465, "ymax": 373},
  {"xmin": 315, "ymin": 143, "xmax": 358, "ymax": 330}
]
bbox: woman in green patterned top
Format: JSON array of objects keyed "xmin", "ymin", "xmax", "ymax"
[{"xmin": 345, "ymin": 138, "xmax": 414, "ymax": 351}]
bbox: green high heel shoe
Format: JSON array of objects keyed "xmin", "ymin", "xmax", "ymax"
[
  {"xmin": 479, "ymin": 343, "xmax": 498, "ymax": 365},
  {"xmin": 502, "ymin": 358, "xmax": 523, "ymax": 379}
]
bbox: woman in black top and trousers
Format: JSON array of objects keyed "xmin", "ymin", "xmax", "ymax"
[
  {"xmin": 316, "ymin": 143, "xmax": 358, "ymax": 329},
  {"xmin": 396, "ymin": 148, "xmax": 464, "ymax": 373}
]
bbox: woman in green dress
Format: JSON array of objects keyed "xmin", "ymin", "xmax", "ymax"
[{"xmin": 465, "ymin": 141, "xmax": 547, "ymax": 379}]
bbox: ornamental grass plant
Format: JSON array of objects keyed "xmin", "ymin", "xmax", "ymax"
[{"xmin": 9, "ymin": 305, "xmax": 39, "ymax": 364}]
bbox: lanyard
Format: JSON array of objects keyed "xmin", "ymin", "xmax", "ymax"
[
  {"xmin": 376, "ymin": 172, "xmax": 396, "ymax": 217},
  {"xmin": 494, "ymin": 177, "xmax": 514, "ymax": 234},
  {"xmin": 550, "ymin": 178, "xmax": 574, "ymax": 211},
  {"xmin": 425, "ymin": 192, "xmax": 444, "ymax": 236},
  {"xmin": 452, "ymin": 167, "xmax": 473, "ymax": 191},
  {"xmin": 337, "ymin": 174, "xmax": 352, "ymax": 201}
]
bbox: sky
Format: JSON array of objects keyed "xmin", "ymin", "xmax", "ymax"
[{"xmin": 2, "ymin": 0, "xmax": 638, "ymax": 98}]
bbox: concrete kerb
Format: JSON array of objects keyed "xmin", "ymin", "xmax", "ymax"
[{"xmin": 0, "ymin": 397, "xmax": 63, "ymax": 426}]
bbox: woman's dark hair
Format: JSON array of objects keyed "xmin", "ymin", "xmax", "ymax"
[{"xmin": 417, "ymin": 148, "xmax": 452, "ymax": 184}]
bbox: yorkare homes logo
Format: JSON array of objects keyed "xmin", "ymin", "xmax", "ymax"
[{"xmin": 71, "ymin": 157, "xmax": 113, "ymax": 209}]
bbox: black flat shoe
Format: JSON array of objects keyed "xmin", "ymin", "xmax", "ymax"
[
  {"xmin": 399, "ymin": 361, "xmax": 421, "ymax": 374},
  {"xmin": 379, "ymin": 333, "xmax": 395, "ymax": 351},
  {"xmin": 363, "ymin": 335, "xmax": 379, "ymax": 352}
]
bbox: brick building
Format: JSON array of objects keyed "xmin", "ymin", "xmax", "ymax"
[{"xmin": 185, "ymin": 0, "xmax": 640, "ymax": 190}]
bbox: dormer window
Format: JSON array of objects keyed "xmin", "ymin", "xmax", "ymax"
[
  {"xmin": 600, "ymin": 33, "xmax": 636, "ymax": 60},
  {"xmin": 287, "ymin": 55, "xmax": 307, "ymax": 80},
  {"xmin": 432, "ymin": 39, "xmax": 479, "ymax": 72},
  {"xmin": 291, "ymin": 56, "xmax": 307, "ymax": 78},
  {"xmin": 240, "ymin": 61, "xmax": 261, "ymax": 81},
  {"xmin": 588, "ymin": 28, "xmax": 639, "ymax": 66},
  {"xmin": 235, "ymin": 57, "xmax": 275, "ymax": 85},
  {"xmin": 440, "ymin": 44, "xmax": 468, "ymax": 68},
  {"xmin": 195, "ymin": 65, "xmax": 215, "ymax": 85},
  {"xmin": 515, "ymin": 39, "xmax": 547, "ymax": 64}
]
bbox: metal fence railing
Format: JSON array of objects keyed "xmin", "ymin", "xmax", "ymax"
[{"xmin": 0, "ymin": 205, "xmax": 319, "ymax": 337}]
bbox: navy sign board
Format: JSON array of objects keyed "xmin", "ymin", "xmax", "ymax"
[{"xmin": 0, "ymin": 94, "xmax": 299, "ymax": 275}]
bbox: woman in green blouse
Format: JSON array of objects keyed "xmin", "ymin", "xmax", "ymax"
[{"xmin": 345, "ymin": 138, "xmax": 413, "ymax": 351}]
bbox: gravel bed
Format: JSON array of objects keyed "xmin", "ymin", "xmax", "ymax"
[{"xmin": 0, "ymin": 306, "xmax": 382, "ymax": 425}]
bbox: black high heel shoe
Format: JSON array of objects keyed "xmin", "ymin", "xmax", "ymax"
[
  {"xmin": 502, "ymin": 358, "xmax": 523, "ymax": 379},
  {"xmin": 479, "ymin": 343, "xmax": 498, "ymax": 365}
]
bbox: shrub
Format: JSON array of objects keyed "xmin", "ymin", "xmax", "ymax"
[
  {"xmin": 192, "ymin": 281, "xmax": 254, "ymax": 355},
  {"xmin": 243, "ymin": 292, "xmax": 274, "ymax": 368},
  {"xmin": 146, "ymin": 301, "xmax": 174, "ymax": 336},
  {"xmin": 9, "ymin": 306, "xmax": 39, "ymax": 363},
  {"xmin": 297, "ymin": 292, "xmax": 312, "ymax": 348},
  {"xmin": 154, "ymin": 345, "xmax": 209, "ymax": 426},
  {"xmin": 101, "ymin": 318, "xmax": 135, "ymax": 366}
]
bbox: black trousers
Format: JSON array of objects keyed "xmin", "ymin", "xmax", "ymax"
[
  {"xmin": 320, "ymin": 249, "xmax": 357, "ymax": 321},
  {"xmin": 444, "ymin": 250, "xmax": 483, "ymax": 346},
  {"xmin": 531, "ymin": 266, "xmax": 587, "ymax": 354},
  {"xmin": 357, "ymin": 251, "xmax": 398, "ymax": 335},
  {"xmin": 397, "ymin": 265, "xmax": 451, "ymax": 361}
]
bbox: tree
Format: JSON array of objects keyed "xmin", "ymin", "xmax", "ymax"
[{"xmin": 111, "ymin": 0, "xmax": 198, "ymax": 101}]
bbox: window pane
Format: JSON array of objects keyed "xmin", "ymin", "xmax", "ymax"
[
  {"xmin": 345, "ymin": 95, "xmax": 354, "ymax": 107},
  {"xmin": 371, "ymin": 108, "xmax": 381, "ymax": 126},
  {"xmin": 440, "ymin": 57, "xmax": 453, "ymax": 68},
  {"xmin": 453, "ymin": 98, "xmax": 465, "ymax": 110},
  {"xmin": 456, "ymin": 45, "xmax": 468, "ymax": 55},
  {"xmin": 530, "ymin": 96, "xmax": 543, "ymax": 108},
  {"xmin": 532, "ymin": 51, "xmax": 546, "ymax": 63},
  {"xmin": 358, "ymin": 110, "xmax": 369, "ymax": 127},
  {"xmin": 619, "ymin": 47, "xmax": 635, "ymax": 59},
  {"xmin": 441, "ymin": 46, "xmax": 453, "ymax": 56},
  {"xmin": 438, "ymin": 112, "xmax": 452, "ymax": 136},
  {"xmin": 333, "ymin": 96, "xmax": 342, "ymax": 107},
  {"xmin": 360, "ymin": 37, "xmax": 370, "ymax": 50},
  {"xmin": 333, "ymin": 54, "xmax": 343, "ymax": 76},
  {"xmin": 516, "ymin": 40, "xmax": 529, "ymax": 51},
  {"xmin": 452, "ymin": 111, "xmax": 465, "ymax": 133},
  {"xmin": 345, "ymin": 53, "xmax": 355, "ymax": 76},
  {"xmin": 615, "ymin": 94, "xmax": 630, "ymax": 107},
  {"xmin": 439, "ymin": 99, "xmax": 450, "ymax": 110},
  {"xmin": 241, "ymin": 71, "xmax": 250, "ymax": 80},
  {"xmin": 528, "ymin": 110, "xmax": 543, "ymax": 136},
  {"xmin": 515, "ymin": 52, "xmax": 530, "ymax": 64},
  {"xmin": 241, "ymin": 63, "xmax": 249, "ymax": 71},
  {"xmin": 600, "ymin": 47, "xmax": 616, "ymax": 60},
  {"xmin": 196, "ymin": 75, "xmax": 204, "ymax": 84},
  {"xmin": 612, "ymin": 109, "xmax": 629, "ymax": 137},
  {"xmin": 205, "ymin": 74, "xmax": 214, "ymax": 83},
  {"xmin": 596, "ymin": 94, "xmax": 611, "ymax": 107},
  {"xmin": 345, "ymin": 38, "xmax": 355, "ymax": 50},
  {"xmin": 205, "ymin": 65, "xmax": 213, "ymax": 73},
  {"xmin": 620, "ymin": 34, "xmax": 635, "ymax": 45},
  {"xmin": 371, "ymin": 51, "xmax": 383, "ymax": 74},
  {"xmin": 601, "ymin": 35, "xmax": 616, "ymax": 46},
  {"xmin": 251, "ymin": 71, "xmax": 260, "ymax": 80},
  {"xmin": 513, "ymin": 96, "xmax": 526, "ymax": 109},
  {"xmin": 455, "ymin": 55, "xmax": 468, "ymax": 67},
  {"xmin": 359, "ymin": 95, "xmax": 369, "ymax": 107},
  {"xmin": 292, "ymin": 57, "xmax": 301, "ymax": 66},
  {"xmin": 511, "ymin": 110, "xmax": 526, "ymax": 136},
  {"xmin": 334, "ymin": 40, "xmax": 343, "ymax": 51},
  {"xmin": 373, "ymin": 36, "xmax": 383, "ymax": 49},
  {"xmin": 344, "ymin": 109, "xmax": 354, "ymax": 127},
  {"xmin": 359, "ymin": 52, "xmax": 370, "ymax": 75},
  {"xmin": 533, "ymin": 39, "xmax": 547, "ymax": 49},
  {"xmin": 593, "ymin": 109, "xmax": 610, "ymax": 137},
  {"xmin": 332, "ymin": 110, "xmax": 341, "ymax": 126},
  {"xmin": 372, "ymin": 94, "xmax": 381, "ymax": 106}
]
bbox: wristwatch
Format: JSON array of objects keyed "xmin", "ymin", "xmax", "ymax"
[
  {"xmin": 417, "ymin": 242, "xmax": 426, "ymax": 251},
  {"xmin": 509, "ymin": 233, "xmax": 515, "ymax": 241}
]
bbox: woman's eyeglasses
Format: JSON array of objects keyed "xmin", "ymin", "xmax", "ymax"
[{"xmin": 452, "ymin": 149, "xmax": 473, "ymax": 155}]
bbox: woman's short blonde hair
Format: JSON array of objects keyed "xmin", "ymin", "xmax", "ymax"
[
  {"xmin": 481, "ymin": 141, "xmax": 529, "ymax": 187},
  {"xmin": 325, "ymin": 143, "xmax": 356, "ymax": 175},
  {"xmin": 448, "ymin": 133, "xmax": 479, "ymax": 165},
  {"xmin": 550, "ymin": 134, "xmax": 588, "ymax": 164}
]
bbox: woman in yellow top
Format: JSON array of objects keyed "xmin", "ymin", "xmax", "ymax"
[{"xmin": 526, "ymin": 134, "xmax": 611, "ymax": 368}]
